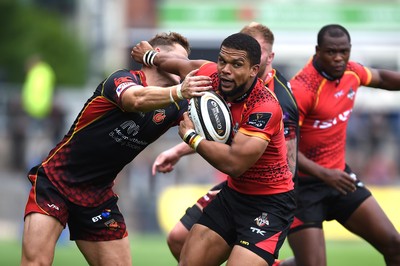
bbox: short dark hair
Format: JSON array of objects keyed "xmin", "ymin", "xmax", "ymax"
[
  {"xmin": 317, "ymin": 24, "xmax": 351, "ymax": 46},
  {"xmin": 148, "ymin": 32, "xmax": 191, "ymax": 55},
  {"xmin": 220, "ymin": 33, "xmax": 261, "ymax": 66}
]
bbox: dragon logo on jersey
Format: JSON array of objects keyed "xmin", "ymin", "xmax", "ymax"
[
  {"xmin": 153, "ymin": 109, "xmax": 166, "ymax": 124},
  {"xmin": 254, "ymin": 212, "xmax": 270, "ymax": 227},
  {"xmin": 247, "ymin": 113, "xmax": 271, "ymax": 130}
]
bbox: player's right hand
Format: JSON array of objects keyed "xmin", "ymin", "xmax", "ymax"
[
  {"xmin": 322, "ymin": 168, "xmax": 357, "ymax": 195},
  {"xmin": 151, "ymin": 148, "xmax": 181, "ymax": 176},
  {"xmin": 180, "ymin": 69, "xmax": 212, "ymax": 99},
  {"xmin": 131, "ymin": 41, "xmax": 154, "ymax": 64}
]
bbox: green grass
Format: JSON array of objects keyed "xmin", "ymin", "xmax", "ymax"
[{"xmin": 0, "ymin": 234, "xmax": 385, "ymax": 265}]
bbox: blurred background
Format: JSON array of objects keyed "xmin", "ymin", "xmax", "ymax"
[{"xmin": 1, "ymin": 0, "xmax": 400, "ymax": 248}]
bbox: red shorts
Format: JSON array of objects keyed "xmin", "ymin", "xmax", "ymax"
[{"xmin": 24, "ymin": 169, "xmax": 128, "ymax": 241}]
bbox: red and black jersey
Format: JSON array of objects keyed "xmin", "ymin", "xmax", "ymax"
[
  {"xmin": 30, "ymin": 69, "xmax": 187, "ymax": 207},
  {"xmin": 264, "ymin": 69, "xmax": 298, "ymax": 142},
  {"xmin": 197, "ymin": 62, "xmax": 294, "ymax": 195},
  {"xmin": 291, "ymin": 58, "xmax": 371, "ymax": 175}
]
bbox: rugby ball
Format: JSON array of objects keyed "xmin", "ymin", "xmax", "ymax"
[{"xmin": 188, "ymin": 91, "xmax": 232, "ymax": 144}]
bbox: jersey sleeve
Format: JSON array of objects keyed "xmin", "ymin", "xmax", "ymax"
[
  {"xmin": 102, "ymin": 69, "xmax": 140, "ymax": 109},
  {"xmin": 239, "ymin": 97, "xmax": 283, "ymax": 142},
  {"xmin": 348, "ymin": 61, "xmax": 372, "ymax": 86}
]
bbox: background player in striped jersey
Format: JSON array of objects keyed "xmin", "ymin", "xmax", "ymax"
[
  {"xmin": 276, "ymin": 24, "xmax": 400, "ymax": 266},
  {"xmin": 21, "ymin": 32, "xmax": 212, "ymax": 266}
]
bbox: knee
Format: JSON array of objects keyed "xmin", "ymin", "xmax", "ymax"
[
  {"xmin": 167, "ymin": 230, "xmax": 186, "ymax": 260},
  {"xmin": 381, "ymin": 233, "xmax": 400, "ymax": 259}
]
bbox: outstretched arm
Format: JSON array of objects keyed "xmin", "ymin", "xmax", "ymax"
[
  {"xmin": 152, "ymin": 142, "xmax": 194, "ymax": 175},
  {"xmin": 122, "ymin": 69, "xmax": 211, "ymax": 112},
  {"xmin": 369, "ymin": 68, "xmax": 400, "ymax": 91},
  {"xmin": 131, "ymin": 41, "xmax": 210, "ymax": 80}
]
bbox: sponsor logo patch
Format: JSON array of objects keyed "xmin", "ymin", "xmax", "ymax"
[
  {"xmin": 247, "ymin": 113, "xmax": 272, "ymax": 130},
  {"xmin": 116, "ymin": 82, "xmax": 135, "ymax": 98}
]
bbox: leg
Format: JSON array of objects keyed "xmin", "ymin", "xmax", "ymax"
[
  {"xmin": 76, "ymin": 237, "xmax": 131, "ymax": 266},
  {"xmin": 179, "ymin": 224, "xmax": 231, "ymax": 266},
  {"xmin": 286, "ymin": 228, "xmax": 326, "ymax": 266},
  {"xmin": 342, "ymin": 196, "xmax": 400, "ymax": 266},
  {"xmin": 167, "ymin": 221, "xmax": 189, "ymax": 260},
  {"xmin": 227, "ymin": 245, "xmax": 268, "ymax": 266},
  {"xmin": 21, "ymin": 213, "xmax": 64, "ymax": 265}
]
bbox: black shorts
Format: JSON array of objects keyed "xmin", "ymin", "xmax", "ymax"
[
  {"xmin": 24, "ymin": 172, "xmax": 127, "ymax": 241},
  {"xmin": 180, "ymin": 181, "xmax": 227, "ymax": 231},
  {"xmin": 289, "ymin": 166, "xmax": 372, "ymax": 233},
  {"xmin": 198, "ymin": 183, "xmax": 296, "ymax": 266}
]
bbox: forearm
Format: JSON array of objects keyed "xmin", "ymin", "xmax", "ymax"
[
  {"xmin": 285, "ymin": 137, "xmax": 298, "ymax": 177},
  {"xmin": 297, "ymin": 151, "xmax": 329, "ymax": 181},
  {"xmin": 122, "ymin": 85, "xmax": 181, "ymax": 112}
]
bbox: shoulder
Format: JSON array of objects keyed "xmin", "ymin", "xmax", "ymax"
[{"xmin": 290, "ymin": 61, "xmax": 322, "ymax": 95}]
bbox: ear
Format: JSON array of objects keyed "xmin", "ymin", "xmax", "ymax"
[
  {"xmin": 267, "ymin": 52, "xmax": 275, "ymax": 66},
  {"xmin": 155, "ymin": 47, "xmax": 161, "ymax": 52},
  {"xmin": 250, "ymin": 64, "xmax": 260, "ymax": 77}
]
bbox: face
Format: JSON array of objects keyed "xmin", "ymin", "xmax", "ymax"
[
  {"xmin": 156, "ymin": 43, "xmax": 189, "ymax": 84},
  {"xmin": 217, "ymin": 46, "xmax": 259, "ymax": 99},
  {"xmin": 315, "ymin": 34, "xmax": 351, "ymax": 79}
]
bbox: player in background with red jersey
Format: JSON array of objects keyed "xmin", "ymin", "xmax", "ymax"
[
  {"xmin": 132, "ymin": 33, "xmax": 295, "ymax": 266},
  {"xmin": 276, "ymin": 24, "xmax": 400, "ymax": 266},
  {"xmin": 150, "ymin": 22, "xmax": 299, "ymax": 262},
  {"xmin": 21, "ymin": 32, "xmax": 212, "ymax": 266}
]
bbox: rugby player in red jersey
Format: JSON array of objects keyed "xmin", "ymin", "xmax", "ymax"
[
  {"xmin": 21, "ymin": 32, "xmax": 212, "ymax": 266},
  {"xmin": 276, "ymin": 24, "xmax": 400, "ymax": 266},
  {"xmin": 149, "ymin": 22, "xmax": 299, "ymax": 262},
  {"xmin": 132, "ymin": 32, "xmax": 295, "ymax": 266}
]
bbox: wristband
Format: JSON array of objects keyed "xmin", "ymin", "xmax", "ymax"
[
  {"xmin": 169, "ymin": 88, "xmax": 180, "ymax": 110},
  {"xmin": 190, "ymin": 135, "xmax": 204, "ymax": 151},
  {"xmin": 176, "ymin": 84, "xmax": 183, "ymax": 100},
  {"xmin": 143, "ymin": 50, "xmax": 158, "ymax": 66},
  {"xmin": 183, "ymin": 129, "xmax": 196, "ymax": 143}
]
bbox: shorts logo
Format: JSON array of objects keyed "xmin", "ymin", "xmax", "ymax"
[
  {"xmin": 105, "ymin": 219, "xmax": 120, "ymax": 231},
  {"xmin": 250, "ymin": 227, "xmax": 266, "ymax": 236},
  {"xmin": 92, "ymin": 209, "xmax": 111, "ymax": 223},
  {"xmin": 254, "ymin": 212, "xmax": 269, "ymax": 227},
  {"xmin": 47, "ymin": 203, "xmax": 60, "ymax": 211}
]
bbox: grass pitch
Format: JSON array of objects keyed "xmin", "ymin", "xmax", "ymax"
[{"xmin": 0, "ymin": 234, "xmax": 384, "ymax": 265}]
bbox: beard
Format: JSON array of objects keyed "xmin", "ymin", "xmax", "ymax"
[{"xmin": 220, "ymin": 82, "xmax": 247, "ymax": 98}]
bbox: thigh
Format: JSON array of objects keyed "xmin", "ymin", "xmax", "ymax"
[
  {"xmin": 342, "ymin": 196, "xmax": 399, "ymax": 252},
  {"xmin": 227, "ymin": 245, "xmax": 267, "ymax": 266},
  {"xmin": 180, "ymin": 223, "xmax": 231, "ymax": 266},
  {"xmin": 287, "ymin": 227, "xmax": 326, "ymax": 266},
  {"xmin": 22, "ymin": 213, "xmax": 64, "ymax": 265},
  {"xmin": 76, "ymin": 237, "xmax": 131, "ymax": 266}
]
